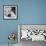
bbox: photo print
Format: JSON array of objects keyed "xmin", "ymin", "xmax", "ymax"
[
  {"xmin": 3, "ymin": 5, "xmax": 17, "ymax": 20},
  {"xmin": 18, "ymin": 25, "xmax": 46, "ymax": 41}
]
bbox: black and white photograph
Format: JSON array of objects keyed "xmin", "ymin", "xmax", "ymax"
[
  {"xmin": 18, "ymin": 25, "xmax": 46, "ymax": 46},
  {"xmin": 3, "ymin": 5, "xmax": 17, "ymax": 20},
  {"xmin": 18, "ymin": 25, "xmax": 46, "ymax": 41}
]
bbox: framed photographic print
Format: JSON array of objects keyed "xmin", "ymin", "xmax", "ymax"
[
  {"xmin": 3, "ymin": 5, "xmax": 18, "ymax": 20},
  {"xmin": 18, "ymin": 24, "xmax": 46, "ymax": 41}
]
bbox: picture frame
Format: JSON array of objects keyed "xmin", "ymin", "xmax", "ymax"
[
  {"xmin": 18, "ymin": 24, "xmax": 46, "ymax": 41},
  {"xmin": 3, "ymin": 5, "xmax": 18, "ymax": 20}
]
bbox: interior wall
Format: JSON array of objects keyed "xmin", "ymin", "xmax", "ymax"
[
  {"xmin": 0, "ymin": 0, "xmax": 19, "ymax": 44},
  {"xmin": 0, "ymin": 0, "xmax": 46, "ymax": 45}
]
